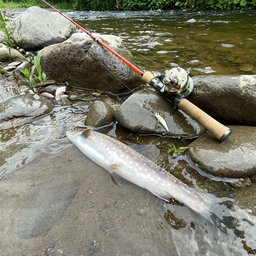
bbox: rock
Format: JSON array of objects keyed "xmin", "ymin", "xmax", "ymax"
[
  {"xmin": 233, "ymin": 184, "xmax": 256, "ymax": 215},
  {"xmin": 188, "ymin": 126, "xmax": 256, "ymax": 178},
  {"xmin": 190, "ymin": 75, "xmax": 256, "ymax": 125},
  {"xmin": 238, "ymin": 64, "xmax": 254, "ymax": 72},
  {"xmin": 0, "ymin": 30, "xmax": 5, "ymax": 43},
  {"xmin": 0, "ymin": 74, "xmax": 28, "ymax": 102},
  {"xmin": 231, "ymin": 184, "xmax": 256, "ymax": 250},
  {"xmin": 187, "ymin": 18, "xmax": 196, "ymax": 23},
  {"xmin": 0, "ymin": 43, "xmax": 26, "ymax": 62},
  {"xmin": 0, "ymin": 123, "xmax": 63, "ymax": 177},
  {"xmin": 0, "ymin": 93, "xmax": 54, "ymax": 130},
  {"xmin": 84, "ymin": 100, "xmax": 115, "ymax": 127},
  {"xmin": 13, "ymin": 60, "xmax": 32, "ymax": 78},
  {"xmin": 12, "ymin": 6, "xmax": 76, "ymax": 50},
  {"xmin": 114, "ymin": 89, "xmax": 205, "ymax": 137},
  {"xmin": 38, "ymin": 33, "xmax": 141, "ymax": 94}
]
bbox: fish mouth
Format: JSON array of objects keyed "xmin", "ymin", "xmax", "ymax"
[{"xmin": 66, "ymin": 127, "xmax": 86, "ymax": 139}]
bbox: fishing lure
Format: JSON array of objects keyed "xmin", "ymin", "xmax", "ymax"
[{"xmin": 154, "ymin": 113, "xmax": 169, "ymax": 133}]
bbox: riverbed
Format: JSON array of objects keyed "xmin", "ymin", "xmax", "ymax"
[{"xmin": 0, "ymin": 8, "xmax": 256, "ymax": 256}]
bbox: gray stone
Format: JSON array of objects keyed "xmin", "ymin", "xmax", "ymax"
[
  {"xmin": 0, "ymin": 30, "xmax": 5, "ymax": 44},
  {"xmin": 114, "ymin": 89, "xmax": 205, "ymax": 137},
  {"xmin": 190, "ymin": 75, "xmax": 256, "ymax": 125},
  {"xmin": 38, "ymin": 33, "xmax": 141, "ymax": 94},
  {"xmin": 188, "ymin": 126, "xmax": 256, "ymax": 178},
  {"xmin": 0, "ymin": 43, "xmax": 25, "ymax": 62},
  {"xmin": 12, "ymin": 6, "xmax": 76, "ymax": 50},
  {"xmin": 85, "ymin": 100, "xmax": 115, "ymax": 127}
]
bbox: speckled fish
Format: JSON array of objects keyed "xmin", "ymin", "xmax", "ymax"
[{"xmin": 66, "ymin": 128, "xmax": 213, "ymax": 221}]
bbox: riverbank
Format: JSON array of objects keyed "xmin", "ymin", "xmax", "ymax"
[{"xmin": 1, "ymin": 6, "xmax": 256, "ymax": 255}]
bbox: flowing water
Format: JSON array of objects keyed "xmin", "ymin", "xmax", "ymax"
[
  {"xmin": 1, "ymin": 9, "xmax": 256, "ymax": 256},
  {"xmin": 70, "ymin": 9, "xmax": 256, "ymax": 76}
]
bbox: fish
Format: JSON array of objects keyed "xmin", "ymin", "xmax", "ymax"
[
  {"xmin": 153, "ymin": 113, "xmax": 169, "ymax": 132},
  {"xmin": 66, "ymin": 128, "xmax": 213, "ymax": 221}
]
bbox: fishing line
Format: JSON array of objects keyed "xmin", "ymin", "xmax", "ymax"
[{"xmin": 130, "ymin": 50, "xmax": 170, "ymax": 71}]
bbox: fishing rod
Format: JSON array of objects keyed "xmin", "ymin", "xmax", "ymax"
[{"xmin": 40, "ymin": 0, "xmax": 232, "ymax": 142}]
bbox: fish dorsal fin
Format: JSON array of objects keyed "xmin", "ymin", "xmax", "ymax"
[
  {"xmin": 81, "ymin": 129, "xmax": 92, "ymax": 139},
  {"xmin": 110, "ymin": 164, "xmax": 123, "ymax": 186}
]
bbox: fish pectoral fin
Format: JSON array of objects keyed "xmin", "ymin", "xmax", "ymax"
[
  {"xmin": 149, "ymin": 189, "xmax": 170, "ymax": 202},
  {"xmin": 110, "ymin": 164, "xmax": 123, "ymax": 186}
]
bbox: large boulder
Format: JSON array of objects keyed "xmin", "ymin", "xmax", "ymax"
[
  {"xmin": 38, "ymin": 33, "xmax": 141, "ymax": 94},
  {"xmin": 190, "ymin": 75, "xmax": 256, "ymax": 125},
  {"xmin": 188, "ymin": 126, "xmax": 256, "ymax": 178},
  {"xmin": 114, "ymin": 89, "xmax": 205, "ymax": 137},
  {"xmin": 12, "ymin": 6, "xmax": 76, "ymax": 50}
]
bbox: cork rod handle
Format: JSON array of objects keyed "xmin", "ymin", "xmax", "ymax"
[{"xmin": 178, "ymin": 98, "xmax": 232, "ymax": 142}]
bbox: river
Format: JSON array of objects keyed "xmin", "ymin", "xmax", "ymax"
[{"xmin": 1, "ymin": 8, "xmax": 256, "ymax": 256}]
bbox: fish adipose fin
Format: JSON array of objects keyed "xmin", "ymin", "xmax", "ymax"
[
  {"xmin": 81, "ymin": 129, "xmax": 93, "ymax": 139},
  {"xmin": 110, "ymin": 164, "xmax": 123, "ymax": 186}
]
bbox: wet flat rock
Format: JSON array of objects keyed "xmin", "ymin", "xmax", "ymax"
[
  {"xmin": 188, "ymin": 126, "xmax": 256, "ymax": 178},
  {"xmin": 115, "ymin": 89, "xmax": 205, "ymax": 137},
  {"xmin": 0, "ymin": 93, "xmax": 54, "ymax": 130}
]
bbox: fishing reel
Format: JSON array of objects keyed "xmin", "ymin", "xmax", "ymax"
[{"xmin": 152, "ymin": 67, "xmax": 194, "ymax": 97}]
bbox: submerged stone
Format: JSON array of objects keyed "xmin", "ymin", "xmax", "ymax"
[
  {"xmin": 0, "ymin": 74, "xmax": 28, "ymax": 103},
  {"xmin": 0, "ymin": 93, "xmax": 54, "ymax": 130},
  {"xmin": 0, "ymin": 123, "xmax": 63, "ymax": 177},
  {"xmin": 114, "ymin": 89, "xmax": 205, "ymax": 137},
  {"xmin": 188, "ymin": 126, "xmax": 256, "ymax": 178}
]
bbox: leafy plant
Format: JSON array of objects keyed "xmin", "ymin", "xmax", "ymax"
[
  {"xmin": 32, "ymin": 55, "xmax": 48, "ymax": 84},
  {"xmin": 20, "ymin": 55, "xmax": 48, "ymax": 91},
  {"xmin": 0, "ymin": 69, "xmax": 7, "ymax": 74},
  {"xmin": 0, "ymin": 9, "xmax": 15, "ymax": 62},
  {"xmin": 167, "ymin": 143, "xmax": 188, "ymax": 156}
]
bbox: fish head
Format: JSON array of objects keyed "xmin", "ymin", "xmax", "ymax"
[
  {"xmin": 66, "ymin": 128, "xmax": 83, "ymax": 140},
  {"xmin": 66, "ymin": 127, "xmax": 92, "ymax": 140}
]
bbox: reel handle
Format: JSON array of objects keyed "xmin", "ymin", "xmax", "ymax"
[{"xmin": 142, "ymin": 71, "xmax": 232, "ymax": 142}]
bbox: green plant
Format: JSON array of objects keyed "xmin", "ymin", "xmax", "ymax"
[
  {"xmin": 32, "ymin": 55, "xmax": 48, "ymax": 84},
  {"xmin": 20, "ymin": 55, "xmax": 48, "ymax": 91},
  {"xmin": 167, "ymin": 143, "xmax": 188, "ymax": 156},
  {"xmin": 0, "ymin": 9, "xmax": 15, "ymax": 62},
  {"xmin": 0, "ymin": 69, "xmax": 7, "ymax": 74},
  {"xmin": 20, "ymin": 67, "xmax": 36, "ymax": 90}
]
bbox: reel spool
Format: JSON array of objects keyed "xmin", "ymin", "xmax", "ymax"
[{"xmin": 163, "ymin": 67, "xmax": 194, "ymax": 97}]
